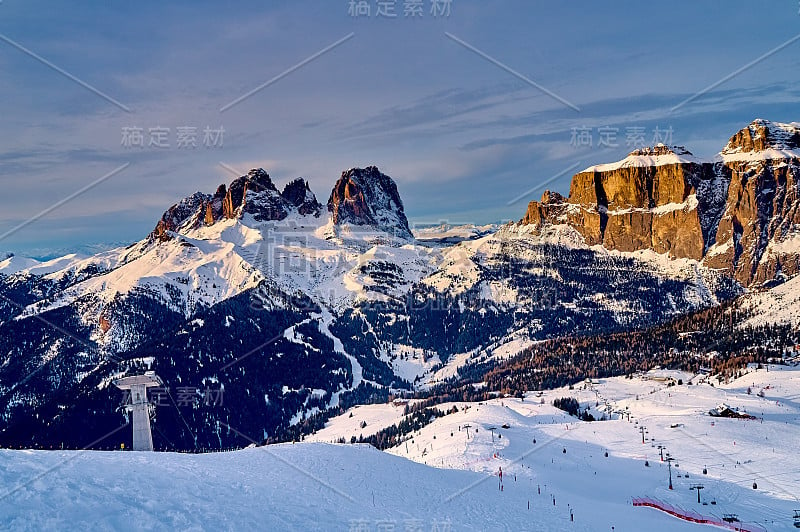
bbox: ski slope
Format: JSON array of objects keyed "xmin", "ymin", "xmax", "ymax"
[
  {"xmin": 1, "ymin": 366, "xmax": 798, "ymax": 531},
  {"xmin": 314, "ymin": 365, "xmax": 800, "ymax": 531}
]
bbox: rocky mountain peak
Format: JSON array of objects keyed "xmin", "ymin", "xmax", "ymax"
[
  {"xmin": 540, "ymin": 190, "xmax": 566, "ymax": 205},
  {"xmin": 722, "ymin": 119, "xmax": 800, "ymax": 155},
  {"xmin": 151, "ymin": 169, "xmax": 324, "ymax": 240},
  {"xmin": 246, "ymin": 168, "xmax": 277, "ymax": 190},
  {"xmin": 151, "ymin": 191, "xmax": 209, "ymax": 241},
  {"xmin": 281, "ymin": 178, "xmax": 322, "ymax": 217},
  {"xmin": 518, "ymin": 119, "xmax": 800, "ymax": 286},
  {"xmin": 327, "ymin": 166, "xmax": 412, "ymax": 239},
  {"xmin": 222, "ymin": 168, "xmax": 288, "ymax": 222}
]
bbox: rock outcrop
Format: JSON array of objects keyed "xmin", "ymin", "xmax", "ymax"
[
  {"xmin": 705, "ymin": 120, "xmax": 800, "ymax": 285},
  {"xmin": 520, "ymin": 120, "xmax": 800, "ymax": 286},
  {"xmin": 221, "ymin": 169, "xmax": 289, "ymax": 222},
  {"xmin": 281, "ymin": 178, "xmax": 322, "ymax": 217},
  {"xmin": 327, "ymin": 166, "xmax": 413, "ymax": 239},
  {"xmin": 152, "ymin": 192, "xmax": 209, "ymax": 241},
  {"xmin": 524, "ymin": 146, "xmax": 723, "ymax": 260},
  {"xmin": 150, "ymin": 166, "xmax": 412, "ymax": 243},
  {"xmin": 150, "ymin": 169, "xmax": 323, "ymax": 241},
  {"xmin": 203, "ymin": 184, "xmax": 227, "ymax": 226}
]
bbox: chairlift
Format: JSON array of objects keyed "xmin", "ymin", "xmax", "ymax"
[
  {"xmin": 793, "ymin": 509, "xmax": 800, "ymax": 528},
  {"xmin": 722, "ymin": 514, "xmax": 740, "ymax": 523}
]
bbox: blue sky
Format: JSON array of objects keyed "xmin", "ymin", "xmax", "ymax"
[{"xmin": 1, "ymin": 0, "xmax": 799, "ymax": 257}]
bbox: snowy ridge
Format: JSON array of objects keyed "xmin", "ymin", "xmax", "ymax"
[
  {"xmin": 582, "ymin": 145, "xmax": 701, "ymax": 173},
  {"xmin": 721, "ymin": 119, "xmax": 800, "ymax": 161},
  {"xmin": 412, "ymin": 223, "xmax": 500, "ymax": 244},
  {"xmin": 720, "ymin": 148, "xmax": 800, "ymax": 164}
]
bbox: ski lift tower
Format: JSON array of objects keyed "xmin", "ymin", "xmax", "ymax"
[{"xmin": 114, "ymin": 372, "xmax": 162, "ymax": 451}]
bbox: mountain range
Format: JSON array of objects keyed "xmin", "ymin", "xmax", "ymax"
[{"xmin": 0, "ymin": 119, "xmax": 797, "ymax": 450}]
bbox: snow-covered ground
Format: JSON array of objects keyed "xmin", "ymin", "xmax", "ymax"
[
  {"xmin": 3, "ymin": 365, "xmax": 798, "ymax": 530},
  {"xmin": 312, "ymin": 365, "xmax": 800, "ymax": 531},
  {"xmin": 740, "ymin": 275, "xmax": 800, "ymax": 328}
]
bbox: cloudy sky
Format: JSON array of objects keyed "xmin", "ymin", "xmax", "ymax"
[{"xmin": 1, "ymin": 0, "xmax": 799, "ymax": 257}]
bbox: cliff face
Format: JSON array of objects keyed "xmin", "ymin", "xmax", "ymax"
[
  {"xmin": 705, "ymin": 120, "xmax": 800, "ymax": 285},
  {"xmin": 327, "ymin": 166, "xmax": 412, "ymax": 239},
  {"xmin": 525, "ymin": 146, "xmax": 722, "ymax": 260},
  {"xmin": 520, "ymin": 120, "xmax": 800, "ymax": 286},
  {"xmin": 221, "ymin": 169, "xmax": 289, "ymax": 222}
]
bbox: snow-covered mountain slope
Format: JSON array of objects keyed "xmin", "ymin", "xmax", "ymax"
[
  {"xmin": 16, "ymin": 222, "xmax": 265, "ymax": 350},
  {"xmin": 396, "ymin": 222, "xmax": 740, "ymax": 376},
  {"xmin": 4, "ymin": 365, "xmax": 794, "ymax": 530},
  {"xmin": 412, "ymin": 223, "xmax": 500, "ymax": 244},
  {"xmin": 739, "ymin": 275, "xmax": 800, "ymax": 328},
  {"xmin": 311, "ymin": 364, "xmax": 800, "ymax": 531},
  {"xmin": 0, "ymin": 441, "xmax": 697, "ymax": 532},
  {"xmin": 0, "ymin": 156, "xmax": 773, "ymax": 451},
  {"xmin": 0, "ymin": 255, "xmax": 41, "ymax": 275}
]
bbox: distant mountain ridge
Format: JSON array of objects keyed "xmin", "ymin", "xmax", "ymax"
[
  {"xmin": 0, "ymin": 120, "xmax": 796, "ymax": 451},
  {"xmin": 521, "ymin": 119, "xmax": 800, "ymax": 286}
]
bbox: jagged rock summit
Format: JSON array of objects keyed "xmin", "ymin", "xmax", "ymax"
[
  {"xmin": 150, "ymin": 168, "xmax": 325, "ymax": 241},
  {"xmin": 721, "ymin": 118, "xmax": 800, "ymax": 156},
  {"xmin": 220, "ymin": 168, "xmax": 287, "ymax": 222},
  {"xmin": 150, "ymin": 166, "xmax": 411, "ymax": 242},
  {"xmin": 520, "ymin": 119, "xmax": 800, "ymax": 286},
  {"xmin": 281, "ymin": 177, "xmax": 323, "ymax": 217},
  {"xmin": 327, "ymin": 166, "xmax": 413, "ymax": 239}
]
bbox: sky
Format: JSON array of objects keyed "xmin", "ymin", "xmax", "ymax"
[{"xmin": 1, "ymin": 0, "xmax": 799, "ymax": 257}]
